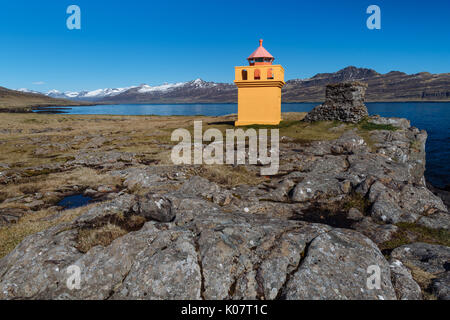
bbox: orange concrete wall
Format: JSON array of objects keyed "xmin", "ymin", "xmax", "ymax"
[
  {"xmin": 235, "ymin": 65, "xmax": 285, "ymax": 82},
  {"xmin": 234, "ymin": 65, "xmax": 285, "ymax": 126}
]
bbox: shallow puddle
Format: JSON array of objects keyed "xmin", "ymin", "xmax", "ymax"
[{"xmin": 57, "ymin": 194, "xmax": 93, "ymax": 210}]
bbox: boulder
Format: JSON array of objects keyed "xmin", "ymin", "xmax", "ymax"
[
  {"xmin": 391, "ymin": 243, "xmax": 450, "ymax": 275},
  {"xmin": 284, "ymin": 229, "xmax": 396, "ymax": 300},
  {"xmin": 136, "ymin": 194, "xmax": 175, "ymax": 222},
  {"xmin": 368, "ymin": 116, "xmax": 411, "ymax": 130},
  {"xmin": 0, "ymin": 190, "xmax": 398, "ymax": 300},
  {"xmin": 389, "ymin": 259, "xmax": 422, "ymax": 300},
  {"xmin": 391, "ymin": 243, "xmax": 450, "ymax": 300},
  {"xmin": 352, "ymin": 217, "xmax": 399, "ymax": 244}
]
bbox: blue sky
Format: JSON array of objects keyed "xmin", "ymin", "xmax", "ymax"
[{"xmin": 1, "ymin": 0, "xmax": 449, "ymax": 92}]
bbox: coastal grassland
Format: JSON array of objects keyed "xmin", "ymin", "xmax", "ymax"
[
  {"xmin": 0, "ymin": 112, "xmax": 427, "ymax": 260},
  {"xmin": 0, "ymin": 113, "xmax": 251, "ymax": 257},
  {"xmin": 0, "ymin": 168, "xmax": 121, "ymax": 201},
  {"xmin": 0, "ymin": 111, "xmax": 392, "ymax": 196},
  {"xmin": 176, "ymin": 112, "xmax": 353, "ymax": 145},
  {"xmin": 0, "ymin": 113, "xmax": 210, "ymax": 168},
  {"xmin": 177, "ymin": 113, "xmax": 395, "ymax": 148}
]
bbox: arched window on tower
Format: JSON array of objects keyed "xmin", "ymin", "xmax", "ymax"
[
  {"xmin": 242, "ymin": 69, "xmax": 248, "ymax": 80},
  {"xmin": 267, "ymin": 68, "xmax": 274, "ymax": 79},
  {"xmin": 254, "ymin": 69, "xmax": 261, "ymax": 80}
]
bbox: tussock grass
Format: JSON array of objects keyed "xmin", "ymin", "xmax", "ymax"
[
  {"xmin": 76, "ymin": 223, "xmax": 128, "ymax": 253},
  {"xmin": 0, "ymin": 168, "xmax": 122, "ymax": 203},
  {"xmin": 0, "ymin": 204, "xmax": 94, "ymax": 259},
  {"xmin": 403, "ymin": 261, "xmax": 437, "ymax": 299},
  {"xmin": 342, "ymin": 192, "xmax": 371, "ymax": 214},
  {"xmin": 76, "ymin": 215, "xmax": 146, "ymax": 253}
]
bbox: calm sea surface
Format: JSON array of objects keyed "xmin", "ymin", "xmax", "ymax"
[{"xmin": 37, "ymin": 102, "xmax": 450, "ymax": 188}]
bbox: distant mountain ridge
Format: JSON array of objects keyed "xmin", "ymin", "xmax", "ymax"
[
  {"xmin": 283, "ymin": 66, "xmax": 450, "ymax": 102},
  {"xmin": 0, "ymin": 86, "xmax": 91, "ymax": 111},
  {"xmin": 15, "ymin": 66, "xmax": 450, "ymax": 104}
]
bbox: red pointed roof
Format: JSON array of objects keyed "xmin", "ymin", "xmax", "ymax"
[{"xmin": 247, "ymin": 39, "xmax": 274, "ymax": 60}]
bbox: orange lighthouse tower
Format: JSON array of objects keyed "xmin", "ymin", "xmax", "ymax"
[{"xmin": 234, "ymin": 40, "xmax": 285, "ymax": 126}]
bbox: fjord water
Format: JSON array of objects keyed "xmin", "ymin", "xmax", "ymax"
[{"xmin": 44, "ymin": 102, "xmax": 450, "ymax": 188}]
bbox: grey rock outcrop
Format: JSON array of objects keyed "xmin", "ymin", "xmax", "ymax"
[
  {"xmin": 136, "ymin": 194, "xmax": 175, "ymax": 222},
  {"xmin": 304, "ymin": 82, "xmax": 369, "ymax": 123},
  {"xmin": 391, "ymin": 243, "xmax": 450, "ymax": 300},
  {"xmin": 0, "ymin": 187, "xmax": 397, "ymax": 300},
  {"xmin": 0, "ymin": 112, "xmax": 448, "ymax": 300},
  {"xmin": 284, "ymin": 229, "xmax": 396, "ymax": 300},
  {"xmin": 389, "ymin": 259, "xmax": 422, "ymax": 300}
]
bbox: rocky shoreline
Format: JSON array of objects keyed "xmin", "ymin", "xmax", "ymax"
[
  {"xmin": 0, "ymin": 110, "xmax": 448, "ymax": 299},
  {"xmin": 0, "ymin": 82, "xmax": 448, "ymax": 300}
]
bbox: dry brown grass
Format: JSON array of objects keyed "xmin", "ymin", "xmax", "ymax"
[
  {"xmin": 0, "ymin": 111, "xmax": 385, "ymax": 259},
  {"xmin": 404, "ymin": 262, "xmax": 437, "ymax": 289},
  {"xmin": 76, "ymin": 223, "xmax": 128, "ymax": 253},
  {"xmin": 175, "ymin": 113, "xmax": 351, "ymax": 146},
  {"xmin": 0, "ymin": 113, "xmax": 235, "ymax": 169},
  {"xmin": 0, "ymin": 167, "xmax": 122, "ymax": 204},
  {"xmin": 0, "ymin": 112, "xmax": 360, "ymax": 171},
  {"xmin": 0, "ymin": 204, "xmax": 94, "ymax": 259},
  {"xmin": 402, "ymin": 261, "xmax": 439, "ymax": 300},
  {"xmin": 76, "ymin": 214, "xmax": 146, "ymax": 253}
]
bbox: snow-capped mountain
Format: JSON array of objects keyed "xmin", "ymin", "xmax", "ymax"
[
  {"xmin": 17, "ymin": 79, "xmax": 225, "ymax": 102},
  {"xmin": 15, "ymin": 68, "xmax": 450, "ymax": 103},
  {"xmin": 98, "ymin": 79, "xmax": 234, "ymax": 104},
  {"xmin": 136, "ymin": 79, "xmax": 218, "ymax": 93},
  {"xmin": 17, "ymin": 79, "xmax": 234, "ymax": 103},
  {"xmin": 16, "ymin": 88, "xmax": 42, "ymax": 94},
  {"xmin": 43, "ymin": 86, "xmax": 138, "ymax": 100},
  {"xmin": 16, "ymin": 87, "xmax": 134, "ymax": 100}
]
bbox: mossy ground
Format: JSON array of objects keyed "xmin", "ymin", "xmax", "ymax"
[
  {"xmin": 379, "ymin": 222, "xmax": 450, "ymax": 255},
  {"xmin": 378, "ymin": 222, "xmax": 450, "ymax": 300}
]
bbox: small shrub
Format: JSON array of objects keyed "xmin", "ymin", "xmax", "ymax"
[{"xmin": 342, "ymin": 192, "xmax": 371, "ymax": 214}]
